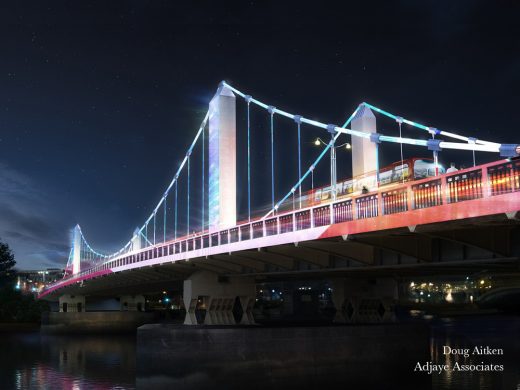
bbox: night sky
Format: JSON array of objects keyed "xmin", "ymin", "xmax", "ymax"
[{"xmin": 1, "ymin": 1, "xmax": 519, "ymax": 269}]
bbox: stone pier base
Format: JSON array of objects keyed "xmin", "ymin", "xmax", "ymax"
[{"xmin": 41, "ymin": 311, "xmax": 155, "ymax": 334}]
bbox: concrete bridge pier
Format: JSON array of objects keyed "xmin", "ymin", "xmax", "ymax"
[
  {"xmin": 183, "ymin": 270, "xmax": 255, "ymax": 325},
  {"xmin": 120, "ymin": 295, "xmax": 145, "ymax": 311},
  {"xmin": 59, "ymin": 294, "xmax": 85, "ymax": 313},
  {"xmin": 46, "ymin": 295, "xmax": 154, "ymax": 333},
  {"xmin": 331, "ymin": 278, "xmax": 397, "ymax": 323}
]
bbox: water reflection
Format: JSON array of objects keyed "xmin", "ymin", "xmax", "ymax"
[
  {"xmin": 430, "ymin": 316, "xmax": 520, "ymax": 390},
  {"xmin": 0, "ymin": 315, "xmax": 518, "ymax": 389},
  {"xmin": 0, "ymin": 333, "xmax": 135, "ymax": 390}
]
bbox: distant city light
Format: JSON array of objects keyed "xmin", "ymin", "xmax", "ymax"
[{"xmin": 445, "ymin": 290, "xmax": 453, "ymax": 303}]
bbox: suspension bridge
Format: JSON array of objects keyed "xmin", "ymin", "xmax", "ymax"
[{"xmin": 38, "ymin": 81, "xmax": 520, "ymax": 325}]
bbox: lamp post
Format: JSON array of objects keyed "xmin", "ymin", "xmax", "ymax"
[{"xmin": 314, "ymin": 137, "xmax": 352, "ymax": 201}]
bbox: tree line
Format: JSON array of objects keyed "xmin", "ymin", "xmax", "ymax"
[{"xmin": 0, "ymin": 239, "xmax": 49, "ymax": 323}]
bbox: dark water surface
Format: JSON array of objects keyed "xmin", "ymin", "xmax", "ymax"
[
  {"xmin": 0, "ymin": 333, "xmax": 136, "ymax": 389},
  {"xmin": 0, "ymin": 315, "xmax": 519, "ymax": 390}
]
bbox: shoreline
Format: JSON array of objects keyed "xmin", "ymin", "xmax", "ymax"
[{"xmin": 0, "ymin": 323, "xmax": 40, "ymax": 332}]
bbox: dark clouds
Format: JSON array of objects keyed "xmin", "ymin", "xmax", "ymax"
[{"xmin": 0, "ymin": 164, "xmax": 69, "ymax": 268}]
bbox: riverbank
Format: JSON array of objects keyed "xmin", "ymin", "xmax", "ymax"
[
  {"xmin": 41, "ymin": 311, "xmax": 156, "ymax": 334},
  {"xmin": 398, "ymin": 303, "xmax": 499, "ymax": 317},
  {"xmin": 0, "ymin": 322, "xmax": 40, "ymax": 332}
]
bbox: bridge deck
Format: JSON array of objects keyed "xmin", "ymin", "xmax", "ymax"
[{"xmin": 40, "ymin": 158, "xmax": 520, "ymax": 299}]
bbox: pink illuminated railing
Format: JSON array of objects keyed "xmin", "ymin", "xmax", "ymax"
[
  {"xmin": 356, "ymin": 194, "xmax": 378, "ymax": 219},
  {"xmin": 412, "ymin": 178, "xmax": 442, "ymax": 209},
  {"xmin": 333, "ymin": 199, "xmax": 354, "ymax": 222},
  {"xmin": 382, "ymin": 188, "xmax": 408, "ymax": 214},
  {"xmin": 44, "ymin": 158, "xmax": 520, "ymax": 292}
]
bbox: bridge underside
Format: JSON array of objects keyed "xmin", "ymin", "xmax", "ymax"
[{"xmin": 42, "ymin": 211, "xmax": 520, "ymax": 301}]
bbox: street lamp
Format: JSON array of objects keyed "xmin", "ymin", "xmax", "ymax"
[
  {"xmin": 314, "ymin": 137, "xmax": 352, "ymax": 201},
  {"xmin": 314, "ymin": 137, "xmax": 351, "ymax": 150}
]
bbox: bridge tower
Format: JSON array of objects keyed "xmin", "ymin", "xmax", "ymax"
[
  {"xmin": 72, "ymin": 224, "xmax": 81, "ymax": 275},
  {"xmin": 208, "ymin": 82, "xmax": 237, "ymax": 230},
  {"xmin": 131, "ymin": 227, "xmax": 141, "ymax": 252},
  {"xmin": 351, "ymin": 105, "xmax": 377, "ymax": 179}
]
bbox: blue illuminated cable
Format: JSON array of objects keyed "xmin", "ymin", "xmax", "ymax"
[
  {"xmin": 262, "ymin": 106, "xmax": 360, "ymax": 219},
  {"xmin": 362, "ymin": 102, "xmax": 499, "ymax": 147},
  {"xmin": 225, "ymin": 82, "xmax": 500, "ymax": 148}
]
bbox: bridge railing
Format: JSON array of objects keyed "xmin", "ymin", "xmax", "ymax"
[{"xmin": 43, "ymin": 158, "xmax": 520, "ymax": 291}]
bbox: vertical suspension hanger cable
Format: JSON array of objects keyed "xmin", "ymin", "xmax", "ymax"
[
  {"xmin": 327, "ymin": 124, "xmax": 337, "ymax": 201},
  {"xmin": 187, "ymin": 153, "xmax": 190, "ymax": 236},
  {"xmin": 174, "ymin": 180, "xmax": 178, "ymax": 240},
  {"xmin": 372, "ymin": 134, "xmax": 381, "ymax": 186},
  {"xmin": 153, "ymin": 212, "xmax": 156, "ymax": 245},
  {"xmin": 469, "ymin": 137, "xmax": 477, "ymax": 167},
  {"xmin": 311, "ymin": 166, "xmax": 314, "ymax": 192},
  {"xmin": 430, "ymin": 128, "xmax": 439, "ymax": 176},
  {"xmin": 268, "ymin": 106, "xmax": 276, "ymax": 211},
  {"xmin": 245, "ymin": 95, "xmax": 252, "ymax": 221},
  {"xmin": 294, "ymin": 115, "xmax": 302, "ymax": 208},
  {"xmin": 202, "ymin": 123, "xmax": 205, "ymax": 231},
  {"xmin": 396, "ymin": 117, "xmax": 404, "ymax": 183},
  {"xmin": 163, "ymin": 195, "xmax": 167, "ymax": 243}
]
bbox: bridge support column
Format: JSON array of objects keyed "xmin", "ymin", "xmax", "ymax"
[
  {"xmin": 59, "ymin": 294, "xmax": 85, "ymax": 313},
  {"xmin": 120, "ymin": 295, "xmax": 145, "ymax": 311},
  {"xmin": 208, "ymin": 82, "xmax": 237, "ymax": 230},
  {"xmin": 72, "ymin": 225, "xmax": 81, "ymax": 275},
  {"xmin": 183, "ymin": 270, "xmax": 255, "ymax": 325},
  {"xmin": 351, "ymin": 105, "xmax": 377, "ymax": 183},
  {"xmin": 131, "ymin": 228, "xmax": 142, "ymax": 252},
  {"xmin": 331, "ymin": 278, "xmax": 397, "ymax": 323}
]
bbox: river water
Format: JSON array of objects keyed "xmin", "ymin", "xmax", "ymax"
[{"xmin": 0, "ymin": 315, "xmax": 518, "ymax": 390}]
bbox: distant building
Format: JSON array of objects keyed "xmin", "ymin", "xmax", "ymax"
[{"xmin": 15, "ymin": 268, "xmax": 64, "ymax": 294}]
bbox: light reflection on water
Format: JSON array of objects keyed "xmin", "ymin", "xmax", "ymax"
[
  {"xmin": 0, "ymin": 315, "xmax": 518, "ymax": 389},
  {"xmin": 0, "ymin": 332, "xmax": 136, "ymax": 390},
  {"xmin": 430, "ymin": 316, "xmax": 520, "ymax": 390}
]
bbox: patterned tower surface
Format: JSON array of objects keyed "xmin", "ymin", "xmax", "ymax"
[
  {"xmin": 72, "ymin": 225, "xmax": 81, "ymax": 275},
  {"xmin": 351, "ymin": 105, "xmax": 377, "ymax": 178},
  {"xmin": 208, "ymin": 83, "xmax": 237, "ymax": 230},
  {"xmin": 131, "ymin": 228, "xmax": 141, "ymax": 252}
]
